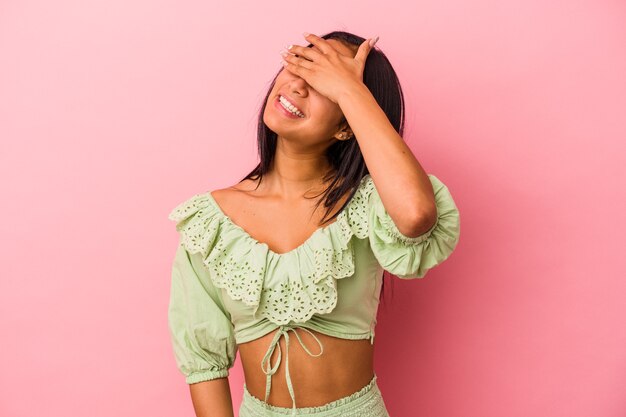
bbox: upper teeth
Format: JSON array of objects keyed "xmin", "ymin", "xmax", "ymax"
[{"xmin": 279, "ymin": 96, "xmax": 305, "ymax": 118}]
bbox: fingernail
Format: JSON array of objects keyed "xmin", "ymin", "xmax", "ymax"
[
  {"xmin": 302, "ymin": 32, "xmax": 310, "ymax": 37},
  {"xmin": 369, "ymin": 35, "xmax": 379, "ymax": 47}
]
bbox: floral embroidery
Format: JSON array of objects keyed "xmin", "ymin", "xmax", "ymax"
[
  {"xmin": 168, "ymin": 175, "xmax": 373, "ymax": 325},
  {"xmin": 168, "ymin": 173, "xmax": 460, "ymax": 323}
]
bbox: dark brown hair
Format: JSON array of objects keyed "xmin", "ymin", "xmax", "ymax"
[{"xmin": 239, "ymin": 30, "xmax": 407, "ymax": 303}]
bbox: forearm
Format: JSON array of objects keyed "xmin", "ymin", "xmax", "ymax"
[
  {"xmin": 189, "ymin": 377, "xmax": 235, "ymax": 417},
  {"xmin": 338, "ymin": 83, "xmax": 437, "ymax": 236}
]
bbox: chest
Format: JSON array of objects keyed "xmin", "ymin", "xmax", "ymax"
[{"xmin": 212, "ymin": 188, "xmax": 347, "ymax": 256}]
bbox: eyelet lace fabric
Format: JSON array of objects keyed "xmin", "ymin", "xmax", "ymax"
[
  {"xmin": 168, "ymin": 175, "xmax": 375, "ymax": 326},
  {"xmin": 168, "ymin": 173, "xmax": 460, "ymax": 325},
  {"xmin": 366, "ymin": 174, "xmax": 460, "ymax": 279}
]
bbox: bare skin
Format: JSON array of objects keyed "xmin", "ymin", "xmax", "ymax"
[
  {"xmin": 210, "ymin": 178, "xmax": 375, "ymax": 407},
  {"xmin": 188, "ymin": 38, "xmax": 377, "ymax": 414},
  {"xmin": 185, "ymin": 32, "xmax": 435, "ymax": 415},
  {"xmin": 239, "ymin": 329, "xmax": 375, "ymax": 407}
]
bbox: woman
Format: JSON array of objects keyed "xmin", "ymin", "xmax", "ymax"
[{"xmin": 168, "ymin": 30, "xmax": 461, "ymax": 417}]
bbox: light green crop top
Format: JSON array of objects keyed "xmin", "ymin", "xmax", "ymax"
[{"xmin": 167, "ymin": 173, "xmax": 460, "ymax": 413}]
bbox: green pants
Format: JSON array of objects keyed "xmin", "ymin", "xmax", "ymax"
[{"xmin": 238, "ymin": 373, "xmax": 390, "ymax": 417}]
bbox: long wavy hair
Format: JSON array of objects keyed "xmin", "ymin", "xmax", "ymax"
[{"xmin": 239, "ymin": 30, "xmax": 406, "ymax": 304}]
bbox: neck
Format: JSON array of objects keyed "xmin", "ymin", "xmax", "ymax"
[{"xmin": 262, "ymin": 141, "xmax": 335, "ymax": 198}]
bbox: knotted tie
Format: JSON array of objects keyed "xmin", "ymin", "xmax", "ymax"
[{"xmin": 260, "ymin": 324, "xmax": 324, "ymax": 415}]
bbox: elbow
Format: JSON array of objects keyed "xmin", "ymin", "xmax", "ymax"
[{"xmin": 398, "ymin": 207, "xmax": 437, "ymax": 239}]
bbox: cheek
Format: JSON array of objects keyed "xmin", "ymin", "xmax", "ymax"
[{"xmin": 308, "ymin": 101, "xmax": 341, "ymax": 122}]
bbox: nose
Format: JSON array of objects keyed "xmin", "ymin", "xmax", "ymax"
[{"xmin": 288, "ymin": 78, "xmax": 309, "ymax": 98}]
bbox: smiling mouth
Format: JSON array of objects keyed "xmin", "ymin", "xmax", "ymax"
[{"xmin": 278, "ymin": 95, "xmax": 305, "ymax": 118}]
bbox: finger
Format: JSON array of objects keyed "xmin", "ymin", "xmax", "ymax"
[
  {"xmin": 302, "ymin": 32, "xmax": 334, "ymax": 55},
  {"xmin": 282, "ymin": 59, "xmax": 312, "ymax": 79},
  {"xmin": 282, "ymin": 57, "xmax": 312, "ymax": 81},
  {"xmin": 282, "ymin": 50, "xmax": 314, "ymax": 70},
  {"xmin": 354, "ymin": 38, "xmax": 373, "ymax": 65},
  {"xmin": 285, "ymin": 44, "xmax": 321, "ymax": 63}
]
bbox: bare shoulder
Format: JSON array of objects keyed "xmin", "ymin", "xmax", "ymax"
[
  {"xmin": 210, "ymin": 178, "xmax": 261, "ymax": 214},
  {"xmin": 211, "ymin": 178, "xmax": 259, "ymax": 196}
]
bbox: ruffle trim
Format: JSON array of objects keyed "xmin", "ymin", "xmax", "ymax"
[
  {"xmin": 167, "ymin": 175, "xmax": 372, "ymax": 325},
  {"xmin": 367, "ymin": 174, "xmax": 461, "ymax": 279},
  {"xmin": 168, "ymin": 174, "xmax": 458, "ymax": 323},
  {"xmin": 242, "ymin": 373, "xmax": 379, "ymax": 413}
]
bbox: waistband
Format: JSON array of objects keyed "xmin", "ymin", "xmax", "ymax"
[
  {"xmin": 260, "ymin": 324, "xmax": 325, "ymax": 415},
  {"xmin": 243, "ymin": 372, "xmax": 380, "ymax": 416}
]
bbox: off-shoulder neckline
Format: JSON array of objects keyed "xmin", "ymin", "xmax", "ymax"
[{"xmin": 204, "ymin": 174, "xmax": 371, "ymax": 258}]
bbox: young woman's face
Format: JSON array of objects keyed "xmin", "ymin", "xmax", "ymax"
[{"xmin": 263, "ymin": 39, "xmax": 358, "ymax": 148}]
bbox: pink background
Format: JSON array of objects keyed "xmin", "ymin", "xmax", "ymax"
[{"xmin": 1, "ymin": 1, "xmax": 624, "ymax": 416}]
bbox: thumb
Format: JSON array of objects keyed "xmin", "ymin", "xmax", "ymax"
[{"xmin": 355, "ymin": 36, "xmax": 377, "ymax": 64}]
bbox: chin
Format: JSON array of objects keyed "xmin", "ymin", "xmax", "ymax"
[{"xmin": 263, "ymin": 109, "xmax": 296, "ymax": 134}]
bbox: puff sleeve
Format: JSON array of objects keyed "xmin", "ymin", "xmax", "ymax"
[
  {"xmin": 167, "ymin": 241, "xmax": 238, "ymax": 383},
  {"xmin": 368, "ymin": 174, "xmax": 460, "ymax": 279}
]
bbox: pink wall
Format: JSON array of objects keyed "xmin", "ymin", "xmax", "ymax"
[{"xmin": 1, "ymin": 1, "xmax": 624, "ymax": 416}]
